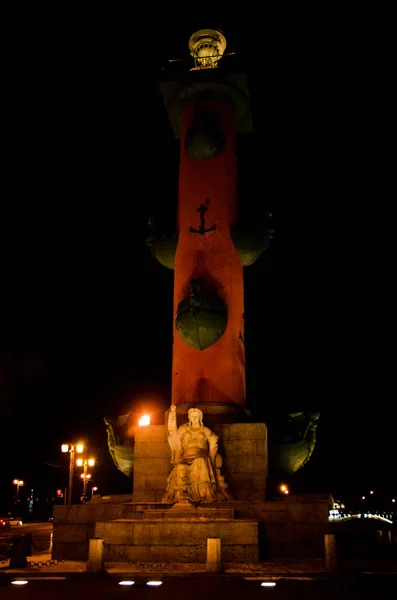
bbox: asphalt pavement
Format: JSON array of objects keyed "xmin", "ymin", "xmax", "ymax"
[{"xmin": 1, "ymin": 573, "xmax": 397, "ymax": 600}]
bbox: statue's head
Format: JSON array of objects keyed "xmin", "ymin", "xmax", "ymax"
[{"xmin": 188, "ymin": 408, "xmax": 203, "ymax": 426}]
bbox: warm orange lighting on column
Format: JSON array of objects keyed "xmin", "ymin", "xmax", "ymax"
[{"xmin": 138, "ymin": 415, "xmax": 150, "ymax": 426}]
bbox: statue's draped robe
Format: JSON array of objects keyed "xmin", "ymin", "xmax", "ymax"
[{"xmin": 164, "ymin": 423, "xmax": 218, "ymax": 502}]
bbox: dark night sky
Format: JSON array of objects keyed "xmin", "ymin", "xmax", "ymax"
[{"xmin": 1, "ymin": 14, "xmax": 394, "ymax": 512}]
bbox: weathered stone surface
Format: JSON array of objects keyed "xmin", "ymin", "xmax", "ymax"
[
  {"xmin": 219, "ymin": 423, "xmax": 267, "ymax": 442},
  {"xmin": 54, "ymin": 503, "xmax": 129, "ymax": 524},
  {"xmin": 134, "ymin": 442, "xmax": 170, "ymax": 459},
  {"xmin": 212, "ymin": 423, "xmax": 268, "ymax": 501},
  {"xmin": 283, "ymin": 496, "xmax": 332, "ymax": 523},
  {"xmin": 219, "ymin": 439, "xmax": 267, "ymax": 456},
  {"xmin": 95, "ymin": 519, "xmax": 257, "ymax": 546},
  {"xmin": 52, "ymin": 495, "xmax": 333, "ymax": 563},
  {"xmin": 141, "ymin": 509, "xmax": 235, "ymax": 520},
  {"xmin": 134, "ymin": 458, "xmax": 171, "ymax": 474},
  {"xmin": 206, "ymin": 537, "xmax": 222, "ymax": 572},
  {"xmin": 224, "ymin": 455, "xmax": 267, "ymax": 473},
  {"xmin": 135, "ymin": 425, "xmax": 167, "ymax": 443},
  {"xmin": 87, "ymin": 538, "xmax": 104, "ymax": 573},
  {"xmin": 52, "ymin": 524, "xmax": 91, "ymax": 543},
  {"xmin": 52, "ymin": 542, "xmax": 88, "ymax": 561},
  {"xmin": 104, "ymin": 543, "xmax": 259, "ymax": 564},
  {"xmin": 133, "ymin": 473, "xmax": 169, "ymax": 492}
]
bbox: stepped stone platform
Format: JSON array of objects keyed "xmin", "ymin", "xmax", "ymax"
[
  {"xmin": 53, "ymin": 502, "xmax": 259, "ymax": 563},
  {"xmin": 97, "ymin": 512, "xmax": 258, "ymax": 563},
  {"xmin": 52, "ymin": 494, "xmax": 333, "ymax": 563}
]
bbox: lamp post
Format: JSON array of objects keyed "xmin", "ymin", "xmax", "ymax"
[
  {"xmin": 91, "ymin": 486, "xmax": 98, "ymax": 500},
  {"xmin": 61, "ymin": 443, "xmax": 84, "ymax": 505},
  {"xmin": 76, "ymin": 458, "xmax": 95, "ymax": 503},
  {"xmin": 13, "ymin": 479, "xmax": 24, "ymax": 496},
  {"xmin": 12, "ymin": 479, "xmax": 24, "ymax": 510}
]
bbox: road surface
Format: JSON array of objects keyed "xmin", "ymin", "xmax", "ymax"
[
  {"xmin": 0, "ymin": 522, "xmax": 53, "ymax": 556},
  {"xmin": 1, "ymin": 573, "xmax": 396, "ymax": 599}
]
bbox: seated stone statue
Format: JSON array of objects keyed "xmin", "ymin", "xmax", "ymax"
[{"xmin": 163, "ymin": 405, "xmax": 230, "ymax": 504}]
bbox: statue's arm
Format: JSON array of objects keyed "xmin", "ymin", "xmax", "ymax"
[
  {"xmin": 168, "ymin": 404, "xmax": 178, "ymax": 435},
  {"xmin": 167, "ymin": 405, "xmax": 183, "ymax": 464}
]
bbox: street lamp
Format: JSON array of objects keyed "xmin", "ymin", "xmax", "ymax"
[
  {"xmin": 76, "ymin": 458, "xmax": 95, "ymax": 503},
  {"xmin": 91, "ymin": 486, "xmax": 98, "ymax": 500},
  {"xmin": 61, "ymin": 443, "xmax": 84, "ymax": 505},
  {"xmin": 13, "ymin": 480, "xmax": 24, "ymax": 495}
]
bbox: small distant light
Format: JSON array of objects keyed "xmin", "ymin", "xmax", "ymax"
[
  {"xmin": 392, "ymin": 499, "xmax": 396, "ymax": 503},
  {"xmin": 146, "ymin": 580, "xmax": 163, "ymax": 586},
  {"xmin": 118, "ymin": 580, "xmax": 135, "ymax": 586},
  {"xmin": 261, "ymin": 582, "xmax": 276, "ymax": 587},
  {"xmin": 361, "ymin": 496, "xmax": 365, "ymax": 500},
  {"xmin": 139, "ymin": 414, "xmax": 151, "ymax": 426},
  {"xmin": 11, "ymin": 580, "xmax": 28, "ymax": 585},
  {"xmin": 284, "ymin": 490, "xmax": 289, "ymax": 495},
  {"xmin": 370, "ymin": 490, "xmax": 374, "ymax": 495},
  {"xmin": 61, "ymin": 444, "xmax": 69, "ymax": 453}
]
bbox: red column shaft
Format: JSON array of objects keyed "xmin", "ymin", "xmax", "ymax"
[{"xmin": 172, "ymin": 99, "xmax": 245, "ymax": 407}]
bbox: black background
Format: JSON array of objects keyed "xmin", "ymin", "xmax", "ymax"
[{"xmin": 1, "ymin": 12, "xmax": 394, "ymax": 514}]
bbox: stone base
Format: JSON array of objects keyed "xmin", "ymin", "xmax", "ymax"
[
  {"xmin": 96, "ymin": 516, "xmax": 259, "ymax": 564},
  {"xmin": 52, "ymin": 494, "xmax": 333, "ymax": 563},
  {"xmin": 131, "ymin": 421, "xmax": 268, "ymax": 503}
]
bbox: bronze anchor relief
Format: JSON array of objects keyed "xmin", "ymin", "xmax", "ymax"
[{"xmin": 189, "ymin": 199, "xmax": 216, "ymax": 235}]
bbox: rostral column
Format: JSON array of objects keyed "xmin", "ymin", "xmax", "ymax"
[{"xmin": 151, "ymin": 29, "xmax": 272, "ymax": 421}]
